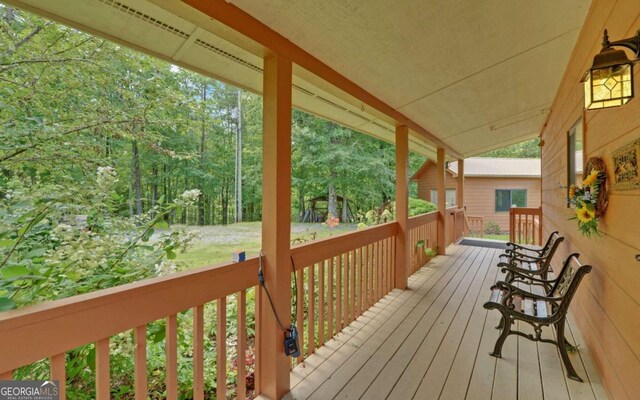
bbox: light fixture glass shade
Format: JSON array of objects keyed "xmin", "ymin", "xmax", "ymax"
[{"xmin": 584, "ymin": 62, "xmax": 634, "ymax": 109}]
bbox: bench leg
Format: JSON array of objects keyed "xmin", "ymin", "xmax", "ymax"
[
  {"xmin": 556, "ymin": 320, "xmax": 583, "ymax": 382},
  {"xmin": 495, "ymin": 313, "xmax": 511, "ymax": 330},
  {"xmin": 490, "ymin": 312, "xmax": 510, "ymax": 358}
]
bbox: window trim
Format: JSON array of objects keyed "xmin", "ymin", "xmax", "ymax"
[
  {"xmin": 430, "ymin": 188, "xmax": 457, "ymax": 207},
  {"xmin": 495, "ymin": 188, "xmax": 528, "ymax": 212},
  {"xmin": 567, "ymin": 118, "xmax": 584, "ymax": 208}
]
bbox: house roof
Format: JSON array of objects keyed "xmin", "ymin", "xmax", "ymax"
[
  {"xmin": 410, "ymin": 159, "xmax": 457, "ymax": 181},
  {"xmin": 412, "ymin": 157, "xmax": 541, "ymax": 180}
]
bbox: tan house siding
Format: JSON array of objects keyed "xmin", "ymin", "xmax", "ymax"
[
  {"xmin": 463, "ymin": 177, "xmax": 541, "ymax": 231},
  {"xmin": 414, "ymin": 161, "xmax": 457, "ymax": 202},
  {"xmin": 413, "ymin": 163, "xmax": 541, "ymax": 231},
  {"xmin": 540, "ymin": 1, "xmax": 640, "ymax": 398}
]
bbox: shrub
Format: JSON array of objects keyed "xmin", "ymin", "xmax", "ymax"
[
  {"xmin": 484, "ymin": 220, "xmax": 502, "ymax": 235},
  {"xmin": 424, "ymin": 247, "xmax": 437, "ymax": 258},
  {"xmin": 408, "ymin": 197, "xmax": 436, "ymax": 216}
]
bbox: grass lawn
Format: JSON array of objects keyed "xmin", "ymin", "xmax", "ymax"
[{"xmin": 175, "ymin": 222, "xmax": 358, "ymax": 269}]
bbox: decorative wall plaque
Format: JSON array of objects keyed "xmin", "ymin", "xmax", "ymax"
[{"xmin": 611, "ymin": 138, "xmax": 640, "ymax": 190}]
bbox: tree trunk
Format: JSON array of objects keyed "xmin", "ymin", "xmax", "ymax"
[
  {"xmin": 299, "ymin": 190, "xmax": 306, "ymax": 222},
  {"xmin": 328, "ymin": 184, "xmax": 338, "ymax": 218},
  {"xmin": 181, "ymin": 176, "xmax": 188, "ymax": 224},
  {"xmin": 222, "ymin": 178, "xmax": 229, "ymax": 225},
  {"xmin": 198, "ymin": 83, "xmax": 207, "ymax": 226},
  {"xmin": 341, "ymin": 193, "xmax": 348, "ymax": 222},
  {"xmin": 132, "ymin": 140, "xmax": 142, "ymax": 215},
  {"xmin": 151, "ymin": 164, "xmax": 158, "ymax": 215},
  {"xmin": 235, "ymin": 89, "xmax": 243, "ymax": 223}
]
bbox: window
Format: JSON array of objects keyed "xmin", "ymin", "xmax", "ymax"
[
  {"xmin": 430, "ymin": 189, "xmax": 457, "ymax": 207},
  {"xmin": 567, "ymin": 118, "xmax": 583, "ymax": 207},
  {"xmin": 495, "ymin": 189, "xmax": 527, "ymax": 212}
]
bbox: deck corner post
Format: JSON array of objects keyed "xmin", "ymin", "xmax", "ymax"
[
  {"xmin": 457, "ymin": 158, "xmax": 465, "ymax": 235},
  {"xmin": 437, "ymin": 147, "xmax": 446, "ymax": 255},
  {"xmin": 395, "ymin": 125, "xmax": 409, "ymax": 289},
  {"xmin": 257, "ymin": 51, "xmax": 292, "ymax": 399}
]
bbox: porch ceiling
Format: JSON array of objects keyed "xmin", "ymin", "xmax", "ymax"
[
  {"xmin": 228, "ymin": 0, "xmax": 591, "ymax": 156},
  {"xmin": 5, "ymin": 0, "xmax": 591, "ymax": 158}
]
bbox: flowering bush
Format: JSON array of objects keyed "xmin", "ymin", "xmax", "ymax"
[
  {"xmin": 569, "ymin": 169, "xmax": 603, "ymax": 238},
  {"xmin": 325, "ymin": 215, "xmax": 340, "ymax": 228}
]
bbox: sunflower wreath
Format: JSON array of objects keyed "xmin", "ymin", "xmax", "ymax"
[{"xmin": 568, "ymin": 157, "xmax": 609, "ymax": 238}]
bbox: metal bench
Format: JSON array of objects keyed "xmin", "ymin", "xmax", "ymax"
[
  {"xmin": 497, "ymin": 232, "xmax": 564, "ymax": 283},
  {"xmin": 502, "ymin": 230, "xmax": 559, "ymax": 258},
  {"xmin": 484, "ymin": 253, "xmax": 591, "ymax": 381}
]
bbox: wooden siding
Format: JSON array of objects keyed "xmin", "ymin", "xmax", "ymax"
[
  {"xmin": 416, "ymin": 171, "xmax": 541, "ymax": 231},
  {"xmin": 414, "ymin": 162, "xmax": 457, "ymax": 202},
  {"xmin": 540, "ymin": 1, "xmax": 640, "ymax": 399}
]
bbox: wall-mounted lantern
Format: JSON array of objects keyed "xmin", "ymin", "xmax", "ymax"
[{"xmin": 583, "ymin": 29, "xmax": 639, "ymax": 110}]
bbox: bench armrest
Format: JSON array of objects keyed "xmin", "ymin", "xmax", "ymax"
[
  {"xmin": 506, "ymin": 242, "xmax": 544, "ymax": 254},
  {"xmin": 492, "ymin": 281, "xmax": 561, "ymax": 302},
  {"xmin": 499, "ymin": 263, "xmax": 545, "ymax": 277},
  {"xmin": 502, "ymin": 253, "xmax": 545, "ymax": 263},
  {"xmin": 499, "ymin": 249, "xmax": 535, "ymax": 259},
  {"xmin": 507, "ymin": 269, "xmax": 556, "ymax": 285}
]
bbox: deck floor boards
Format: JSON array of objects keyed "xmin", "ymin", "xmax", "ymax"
[{"xmin": 286, "ymin": 244, "xmax": 609, "ymax": 400}]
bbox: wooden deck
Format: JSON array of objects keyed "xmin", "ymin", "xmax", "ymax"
[{"xmin": 286, "ymin": 244, "xmax": 609, "ymax": 400}]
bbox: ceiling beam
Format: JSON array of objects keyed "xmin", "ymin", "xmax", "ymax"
[{"xmin": 181, "ymin": 0, "xmax": 462, "ymax": 159}]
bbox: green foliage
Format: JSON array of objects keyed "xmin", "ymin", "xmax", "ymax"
[
  {"xmin": 484, "ymin": 220, "xmax": 503, "ymax": 235},
  {"xmin": 356, "ymin": 197, "xmax": 435, "ymax": 228},
  {"xmin": 408, "ymin": 197, "xmax": 436, "ymax": 216},
  {"xmin": 479, "ymin": 138, "xmax": 540, "ymax": 158},
  {"xmin": 424, "ymin": 247, "xmax": 437, "ymax": 258}
]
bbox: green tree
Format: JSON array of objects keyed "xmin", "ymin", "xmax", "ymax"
[{"xmin": 480, "ymin": 138, "xmax": 541, "ymax": 158}]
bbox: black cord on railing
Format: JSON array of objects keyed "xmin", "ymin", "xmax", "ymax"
[
  {"xmin": 258, "ymin": 250, "xmax": 287, "ymax": 332},
  {"xmin": 258, "ymin": 250, "xmax": 301, "ymax": 357},
  {"xmin": 290, "ymin": 255, "xmax": 297, "ymax": 317}
]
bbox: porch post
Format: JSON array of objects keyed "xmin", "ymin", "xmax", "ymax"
[
  {"xmin": 395, "ymin": 125, "xmax": 409, "ymax": 289},
  {"xmin": 457, "ymin": 158, "xmax": 465, "ymax": 234},
  {"xmin": 456, "ymin": 158, "xmax": 464, "ymax": 209},
  {"xmin": 257, "ymin": 51, "xmax": 292, "ymax": 399},
  {"xmin": 436, "ymin": 147, "xmax": 446, "ymax": 255}
]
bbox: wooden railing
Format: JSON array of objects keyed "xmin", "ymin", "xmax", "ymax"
[
  {"xmin": 509, "ymin": 207, "xmax": 543, "ymax": 245},
  {"xmin": 290, "ymin": 221, "xmax": 398, "ymax": 364},
  {"xmin": 0, "ymin": 257, "xmax": 260, "ymax": 399},
  {"xmin": 466, "ymin": 215, "xmax": 484, "ymax": 238},
  {"xmin": 407, "ymin": 211, "xmax": 438, "ymax": 274},
  {"xmin": 0, "ymin": 212, "xmax": 456, "ymax": 398},
  {"xmin": 447, "ymin": 207, "xmax": 466, "ymax": 245}
]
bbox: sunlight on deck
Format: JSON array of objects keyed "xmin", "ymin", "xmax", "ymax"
[{"xmin": 286, "ymin": 244, "xmax": 609, "ymax": 400}]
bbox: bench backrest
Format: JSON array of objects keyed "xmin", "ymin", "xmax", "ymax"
[
  {"xmin": 550, "ymin": 253, "xmax": 592, "ymax": 315},
  {"xmin": 539, "ymin": 231, "xmax": 560, "ymax": 254},
  {"xmin": 541, "ymin": 232, "xmax": 562, "ymax": 259}
]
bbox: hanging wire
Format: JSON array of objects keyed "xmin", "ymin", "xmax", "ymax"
[{"xmin": 257, "ymin": 250, "xmax": 297, "ymax": 333}]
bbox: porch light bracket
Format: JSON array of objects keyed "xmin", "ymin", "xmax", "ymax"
[
  {"xmin": 583, "ymin": 29, "xmax": 640, "ymax": 110},
  {"xmin": 601, "ymin": 29, "xmax": 640, "ymax": 57}
]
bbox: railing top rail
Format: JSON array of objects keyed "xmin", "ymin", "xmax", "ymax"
[
  {"xmin": 407, "ymin": 211, "xmax": 438, "ymax": 229},
  {"xmin": 509, "ymin": 207, "xmax": 542, "ymax": 215},
  {"xmin": 291, "ymin": 221, "xmax": 398, "ymax": 269},
  {"xmin": 0, "ymin": 257, "xmax": 260, "ymax": 373},
  {"xmin": 448, "ymin": 207, "xmax": 464, "ymax": 215}
]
